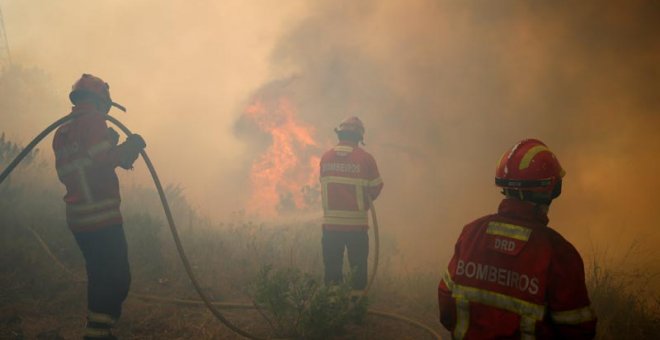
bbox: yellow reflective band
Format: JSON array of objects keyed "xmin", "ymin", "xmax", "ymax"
[
  {"xmin": 321, "ymin": 176, "xmax": 369, "ymax": 211},
  {"xmin": 496, "ymin": 151, "xmax": 509, "ymax": 169},
  {"xmin": 452, "ymin": 283, "xmax": 546, "ymax": 320},
  {"xmin": 453, "ymin": 297, "xmax": 470, "ymax": 340},
  {"xmin": 320, "ymin": 176, "xmax": 369, "ymax": 186},
  {"xmin": 84, "ymin": 328, "xmax": 111, "ymax": 338},
  {"xmin": 442, "ymin": 270, "xmax": 455, "ymax": 290},
  {"xmin": 521, "ymin": 332, "xmax": 536, "ymax": 340},
  {"xmin": 321, "ymin": 181, "xmax": 329, "ymax": 211},
  {"xmin": 520, "ymin": 315, "xmax": 537, "ymax": 338},
  {"xmin": 87, "ymin": 141, "xmax": 112, "ymax": 157},
  {"xmin": 334, "ymin": 145, "xmax": 354, "ymax": 153},
  {"xmin": 324, "ymin": 209, "xmax": 368, "ymax": 218},
  {"xmin": 69, "ymin": 210, "xmax": 121, "ymax": 226},
  {"xmin": 56, "ymin": 157, "xmax": 92, "ymax": 177},
  {"xmin": 323, "ymin": 216, "xmax": 369, "ymax": 225},
  {"xmin": 551, "ymin": 306, "xmax": 596, "ymax": 325},
  {"xmin": 88, "ymin": 311, "xmax": 116, "ymax": 325},
  {"xmin": 369, "ymin": 177, "xmax": 383, "ymax": 187},
  {"xmin": 519, "ymin": 145, "xmax": 549, "ymax": 170},
  {"xmin": 56, "ymin": 157, "xmax": 95, "ymax": 203},
  {"xmin": 79, "ymin": 166, "xmax": 94, "ymax": 203},
  {"xmin": 67, "ymin": 199, "xmax": 120, "ymax": 214},
  {"xmin": 356, "ymin": 185, "xmax": 365, "ymax": 211},
  {"xmin": 487, "ymin": 221, "xmax": 532, "ymax": 241}
]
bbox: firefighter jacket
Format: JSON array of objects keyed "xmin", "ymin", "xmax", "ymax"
[
  {"xmin": 53, "ymin": 104, "xmax": 124, "ymax": 232},
  {"xmin": 320, "ymin": 141, "xmax": 383, "ymax": 231},
  {"xmin": 438, "ymin": 198, "xmax": 596, "ymax": 339}
]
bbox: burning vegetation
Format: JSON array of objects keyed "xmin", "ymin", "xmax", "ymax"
[{"xmin": 237, "ymin": 79, "xmax": 323, "ymax": 218}]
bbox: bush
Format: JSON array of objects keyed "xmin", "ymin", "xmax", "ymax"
[
  {"xmin": 587, "ymin": 253, "xmax": 660, "ymax": 339},
  {"xmin": 252, "ymin": 265, "xmax": 367, "ymax": 339}
]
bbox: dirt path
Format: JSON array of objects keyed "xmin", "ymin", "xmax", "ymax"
[{"xmin": 1, "ymin": 285, "xmax": 445, "ymax": 339}]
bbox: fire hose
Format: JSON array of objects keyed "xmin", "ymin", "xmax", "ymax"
[
  {"xmin": 0, "ymin": 114, "xmax": 442, "ymax": 340},
  {"xmin": 364, "ymin": 196, "xmax": 379, "ymax": 297}
]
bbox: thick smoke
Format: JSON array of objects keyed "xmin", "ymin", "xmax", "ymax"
[
  {"xmin": 2, "ymin": 1, "xmax": 659, "ymax": 271},
  {"xmin": 255, "ymin": 0, "xmax": 660, "ymax": 266}
]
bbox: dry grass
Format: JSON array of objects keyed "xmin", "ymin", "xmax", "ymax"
[
  {"xmin": 586, "ymin": 243, "xmax": 660, "ymax": 339},
  {"xmin": 1, "ymin": 141, "xmax": 658, "ymax": 339},
  {"xmin": 0, "ymin": 148, "xmax": 442, "ymax": 339}
]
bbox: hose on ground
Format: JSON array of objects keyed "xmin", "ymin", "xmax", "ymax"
[
  {"xmin": 106, "ymin": 115, "xmax": 264, "ymax": 340},
  {"xmin": 21, "ymin": 222, "xmax": 443, "ymax": 339},
  {"xmin": 1, "ymin": 113, "xmax": 442, "ymax": 340}
]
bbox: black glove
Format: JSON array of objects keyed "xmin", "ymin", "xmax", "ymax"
[
  {"xmin": 107, "ymin": 127, "xmax": 120, "ymax": 146},
  {"xmin": 118, "ymin": 134, "xmax": 146, "ymax": 169},
  {"xmin": 127, "ymin": 134, "xmax": 147, "ymax": 149}
]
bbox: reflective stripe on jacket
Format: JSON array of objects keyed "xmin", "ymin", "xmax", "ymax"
[
  {"xmin": 53, "ymin": 104, "xmax": 123, "ymax": 232},
  {"xmin": 320, "ymin": 142, "xmax": 383, "ymax": 231},
  {"xmin": 438, "ymin": 198, "xmax": 597, "ymax": 339}
]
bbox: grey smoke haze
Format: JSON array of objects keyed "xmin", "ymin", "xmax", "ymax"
[
  {"xmin": 252, "ymin": 0, "xmax": 660, "ymax": 265},
  {"xmin": 1, "ymin": 1, "xmax": 659, "ymax": 269}
]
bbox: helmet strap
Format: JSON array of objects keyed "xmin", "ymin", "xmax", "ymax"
[
  {"xmin": 97, "ymin": 100, "xmax": 112, "ymax": 114},
  {"xmin": 551, "ymin": 180, "xmax": 562, "ymax": 199},
  {"xmin": 503, "ymin": 189, "xmax": 553, "ymax": 206}
]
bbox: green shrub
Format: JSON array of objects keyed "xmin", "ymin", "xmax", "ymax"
[{"xmin": 252, "ymin": 265, "xmax": 367, "ymax": 339}]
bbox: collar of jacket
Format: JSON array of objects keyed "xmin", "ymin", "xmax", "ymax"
[
  {"xmin": 497, "ymin": 198, "xmax": 549, "ymax": 226},
  {"xmin": 337, "ymin": 140, "xmax": 359, "ymax": 147},
  {"xmin": 71, "ymin": 102, "xmax": 101, "ymax": 116}
]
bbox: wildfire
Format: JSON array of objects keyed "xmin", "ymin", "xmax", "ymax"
[{"xmin": 243, "ymin": 96, "xmax": 321, "ymax": 218}]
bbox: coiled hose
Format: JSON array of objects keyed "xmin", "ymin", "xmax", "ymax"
[{"xmin": 0, "ymin": 114, "xmax": 441, "ymax": 340}]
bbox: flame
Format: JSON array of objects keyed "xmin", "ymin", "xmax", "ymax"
[{"xmin": 243, "ymin": 96, "xmax": 321, "ymax": 217}]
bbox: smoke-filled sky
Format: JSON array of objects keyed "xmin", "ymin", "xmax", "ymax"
[{"xmin": 2, "ymin": 1, "xmax": 659, "ymax": 268}]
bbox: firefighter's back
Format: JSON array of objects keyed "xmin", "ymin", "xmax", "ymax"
[
  {"xmin": 449, "ymin": 211, "xmax": 551, "ymax": 338},
  {"xmin": 444, "ymin": 200, "xmax": 595, "ymax": 339},
  {"xmin": 439, "ymin": 139, "xmax": 596, "ymax": 339},
  {"xmin": 53, "ymin": 107, "xmax": 122, "ymax": 232}
]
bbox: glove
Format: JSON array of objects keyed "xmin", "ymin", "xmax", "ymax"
[
  {"xmin": 107, "ymin": 127, "xmax": 120, "ymax": 146},
  {"xmin": 127, "ymin": 134, "xmax": 147, "ymax": 149},
  {"xmin": 118, "ymin": 134, "xmax": 146, "ymax": 169}
]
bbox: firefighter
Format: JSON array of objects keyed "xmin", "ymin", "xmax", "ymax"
[
  {"xmin": 52, "ymin": 74, "xmax": 146, "ymax": 339},
  {"xmin": 438, "ymin": 139, "xmax": 597, "ymax": 339},
  {"xmin": 319, "ymin": 116, "xmax": 383, "ymax": 290}
]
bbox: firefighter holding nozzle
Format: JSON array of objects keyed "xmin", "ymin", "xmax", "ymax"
[
  {"xmin": 319, "ymin": 117, "xmax": 383, "ymax": 291},
  {"xmin": 53, "ymin": 74, "xmax": 146, "ymax": 339}
]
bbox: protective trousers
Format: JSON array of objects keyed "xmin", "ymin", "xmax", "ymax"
[
  {"xmin": 322, "ymin": 229, "xmax": 368, "ymax": 290},
  {"xmin": 73, "ymin": 224, "xmax": 131, "ymax": 339}
]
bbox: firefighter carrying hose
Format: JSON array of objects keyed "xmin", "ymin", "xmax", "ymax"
[
  {"xmin": 438, "ymin": 139, "xmax": 597, "ymax": 339},
  {"xmin": 319, "ymin": 116, "xmax": 383, "ymax": 291},
  {"xmin": 52, "ymin": 74, "xmax": 146, "ymax": 339}
]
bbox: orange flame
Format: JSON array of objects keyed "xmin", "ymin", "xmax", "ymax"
[{"xmin": 243, "ymin": 97, "xmax": 320, "ymax": 217}]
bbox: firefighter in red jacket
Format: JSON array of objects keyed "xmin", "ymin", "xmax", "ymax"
[
  {"xmin": 53, "ymin": 74, "xmax": 146, "ymax": 340},
  {"xmin": 320, "ymin": 116, "xmax": 383, "ymax": 290},
  {"xmin": 438, "ymin": 139, "xmax": 596, "ymax": 339}
]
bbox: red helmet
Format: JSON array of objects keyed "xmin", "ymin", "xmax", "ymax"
[
  {"xmin": 495, "ymin": 139, "xmax": 565, "ymax": 193},
  {"xmin": 337, "ymin": 116, "xmax": 365, "ymax": 137},
  {"xmin": 69, "ymin": 74, "xmax": 126, "ymax": 112}
]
